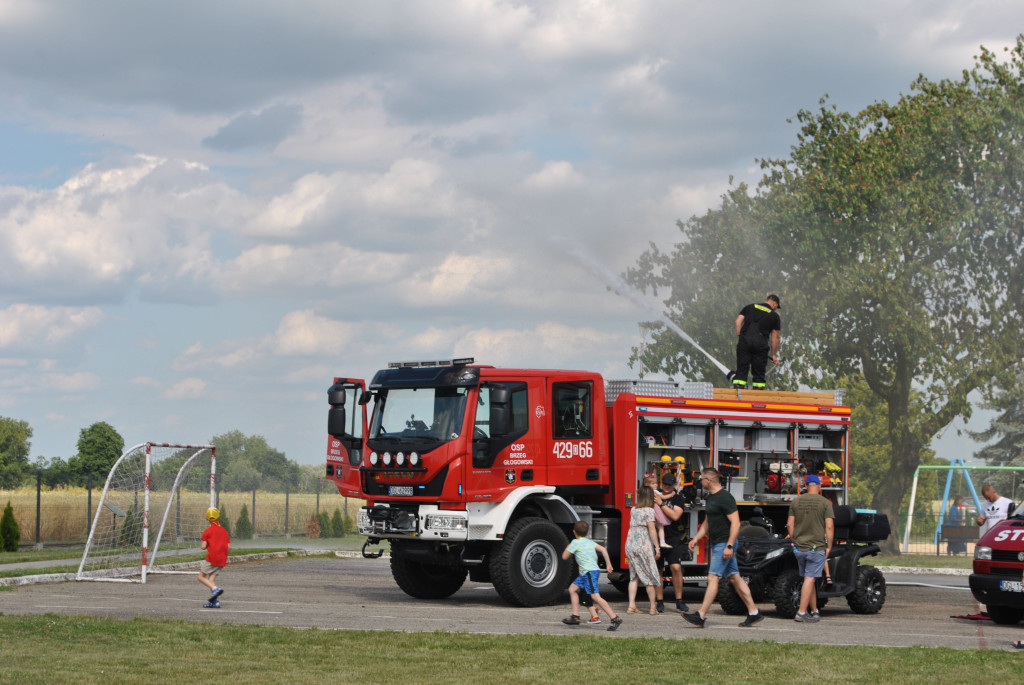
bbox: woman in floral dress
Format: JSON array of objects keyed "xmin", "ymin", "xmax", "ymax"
[{"xmin": 625, "ymin": 485, "xmax": 662, "ymax": 614}]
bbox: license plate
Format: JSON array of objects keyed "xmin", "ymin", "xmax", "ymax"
[
  {"xmin": 388, "ymin": 486, "xmax": 414, "ymax": 496},
  {"xmin": 999, "ymin": 580, "xmax": 1024, "ymax": 593}
]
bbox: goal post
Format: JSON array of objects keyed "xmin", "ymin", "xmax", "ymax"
[
  {"xmin": 77, "ymin": 442, "xmax": 216, "ymax": 582},
  {"xmin": 901, "ymin": 462, "xmax": 1024, "ymax": 555}
]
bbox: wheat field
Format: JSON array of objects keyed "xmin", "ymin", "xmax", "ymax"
[{"xmin": 0, "ymin": 485, "xmax": 363, "ymax": 544}]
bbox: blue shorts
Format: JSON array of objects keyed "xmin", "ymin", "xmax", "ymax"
[
  {"xmin": 573, "ymin": 569, "xmax": 602, "ymax": 595},
  {"xmin": 708, "ymin": 543, "xmax": 739, "ymax": 578},
  {"xmin": 795, "ymin": 549, "xmax": 826, "ymax": 578}
]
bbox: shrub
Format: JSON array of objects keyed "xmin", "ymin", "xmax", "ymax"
[
  {"xmin": 235, "ymin": 504, "xmax": 253, "ymax": 540},
  {"xmin": 1, "ymin": 500, "xmax": 20, "ymax": 552},
  {"xmin": 305, "ymin": 512, "xmax": 321, "ymax": 539},
  {"xmin": 318, "ymin": 511, "xmax": 333, "ymax": 538},
  {"xmin": 218, "ymin": 505, "xmax": 232, "ymax": 539},
  {"xmin": 331, "ymin": 508, "xmax": 345, "ymax": 538},
  {"xmin": 119, "ymin": 505, "xmax": 144, "ymax": 547}
]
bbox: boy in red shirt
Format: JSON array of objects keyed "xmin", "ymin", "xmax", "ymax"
[{"xmin": 198, "ymin": 507, "xmax": 231, "ymax": 608}]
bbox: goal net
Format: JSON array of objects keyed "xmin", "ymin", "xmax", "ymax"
[
  {"xmin": 900, "ymin": 463, "xmax": 1024, "ymax": 556},
  {"xmin": 77, "ymin": 442, "xmax": 216, "ymax": 582}
]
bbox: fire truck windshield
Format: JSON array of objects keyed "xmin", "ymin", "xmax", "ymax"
[{"xmin": 368, "ymin": 386, "xmax": 469, "ymax": 448}]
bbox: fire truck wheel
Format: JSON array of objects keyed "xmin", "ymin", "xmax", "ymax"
[
  {"xmin": 390, "ymin": 544, "xmax": 469, "ymax": 599},
  {"xmin": 490, "ymin": 517, "xmax": 571, "ymax": 607},
  {"xmin": 717, "ymin": 581, "xmax": 749, "ymax": 615},
  {"xmin": 847, "ymin": 565, "xmax": 886, "ymax": 614},
  {"xmin": 771, "ymin": 568, "xmax": 802, "ymax": 618}
]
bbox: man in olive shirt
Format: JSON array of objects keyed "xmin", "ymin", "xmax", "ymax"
[
  {"xmin": 682, "ymin": 468, "xmax": 763, "ymax": 628},
  {"xmin": 786, "ymin": 474, "xmax": 834, "ymax": 623}
]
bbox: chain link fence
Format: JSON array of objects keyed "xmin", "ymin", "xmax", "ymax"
[{"xmin": 0, "ymin": 472, "xmax": 362, "ymax": 548}]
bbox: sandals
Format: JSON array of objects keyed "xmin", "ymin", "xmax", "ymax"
[
  {"xmin": 626, "ymin": 607, "xmax": 644, "ymax": 614},
  {"xmin": 649, "ymin": 608, "xmax": 659, "ymax": 615}
]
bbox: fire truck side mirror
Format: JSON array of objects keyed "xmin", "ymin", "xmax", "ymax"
[
  {"xmin": 328, "ymin": 406, "xmax": 347, "ymax": 440},
  {"xmin": 327, "ymin": 382, "xmax": 348, "ymax": 440},
  {"xmin": 489, "ymin": 385, "xmax": 511, "ymax": 437},
  {"xmin": 327, "ymin": 383, "xmax": 347, "ymax": 407}
]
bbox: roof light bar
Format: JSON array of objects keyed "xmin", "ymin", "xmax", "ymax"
[{"xmin": 387, "ymin": 357, "xmax": 475, "ymax": 369}]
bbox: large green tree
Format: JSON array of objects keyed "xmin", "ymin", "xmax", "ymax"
[
  {"xmin": 628, "ymin": 39, "xmax": 1024, "ymax": 548},
  {"xmin": 69, "ymin": 422, "xmax": 125, "ymax": 484},
  {"xmin": 211, "ymin": 430, "xmax": 299, "ymax": 492},
  {"xmin": 0, "ymin": 417, "xmax": 33, "ymax": 488}
]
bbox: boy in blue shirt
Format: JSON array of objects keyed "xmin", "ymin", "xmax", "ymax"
[{"xmin": 561, "ymin": 520, "xmax": 623, "ymax": 631}]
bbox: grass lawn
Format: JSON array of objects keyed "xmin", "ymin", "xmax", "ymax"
[
  {"xmin": 0, "ymin": 615, "xmax": 1018, "ymax": 684},
  {"xmin": 871, "ymin": 553, "xmax": 972, "ymax": 570}
]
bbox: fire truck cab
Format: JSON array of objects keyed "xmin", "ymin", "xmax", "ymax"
[{"xmin": 327, "ymin": 359, "xmax": 854, "ymax": 608}]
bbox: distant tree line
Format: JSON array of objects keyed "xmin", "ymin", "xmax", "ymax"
[{"xmin": 0, "ymin": 417, "xmax": 328, "ymax": 494}]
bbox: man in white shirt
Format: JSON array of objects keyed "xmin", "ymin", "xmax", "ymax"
[{"xmin": 976, "ymin": 484, "xmax": 1015, "ymax": 536}]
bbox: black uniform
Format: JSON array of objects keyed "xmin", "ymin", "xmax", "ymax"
[
  {"xmin": 734, "ymin": 302, "xmax": 781, "ymax": 389},
  {"xmin": 661, "ymin": 492, "xmax": 690, "ymax": 565}
]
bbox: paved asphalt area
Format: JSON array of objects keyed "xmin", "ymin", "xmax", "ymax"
[{"xmin": 0, "ymin": 555, "xmax": 1019, "ymax": 650}]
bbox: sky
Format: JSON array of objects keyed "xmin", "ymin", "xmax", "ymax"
[{"xmin": 0, "ymin": 1, "xmax": 1018, "ymax": 466}]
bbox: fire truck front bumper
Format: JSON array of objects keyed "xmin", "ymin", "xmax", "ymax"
[{"xmin": 358, "ymin": 504, "xmax": 469, "ymax": 541}]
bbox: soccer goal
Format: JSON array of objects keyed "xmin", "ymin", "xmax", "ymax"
[
  {"xmin": 77, "ymin": 442, "xmax": 216, "ymax": 582},
  {"xmin": 900, "ymin": 461, "xmax": 1024, "ymax": 556}
]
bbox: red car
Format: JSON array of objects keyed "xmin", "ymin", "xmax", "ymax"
[{"xmin": 969, "ymin": 504, "xmax": 1024, "ymax": 625}]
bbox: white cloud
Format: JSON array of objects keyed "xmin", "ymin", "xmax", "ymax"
[
  {"xmin": 164, "ymin": 377, "xmax": 206, "ymax": 399},
  {"xmin": 40, "ymin": 371, "xmax": 100, "ymax": 393},
  {"xmin": 402, "ymin": 253, "xmax": 515, "ymax": 306},
  {"xmin": 0, "ymin": 155, "xmax": 243, "ymax": 301},
  {"xmin": 0, "ymin": 303, "xmax": 104, "ymax": 348},
  {"xmin": 272, "ymin": 310, "xmax": 359, "ymax": 356},
  {"xmin": 521, "ymin": 0, "xmax": 640, "ymax": 61},
  {"xmin": 522, "ymin": 161, "xmax": 584, "ymax": 191}
]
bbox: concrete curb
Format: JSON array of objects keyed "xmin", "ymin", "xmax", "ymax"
[
  {"xmin": 879, "ymin": 566, "xmax": 970, "ymax": 576},
  {"xmin": 0, "ymin": 549, "xmax": 351, "ymax": 588}
]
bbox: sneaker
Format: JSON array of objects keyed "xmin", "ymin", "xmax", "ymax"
[
  {"xmin": 810, "ymin": 610, "xmax": 821, "ymax": 621},
  {"xmin": 795, "ymin": 612, "xmax": 807, "ymax": 622},
  {"xmin": 675, "ymin": 599, "xmax": 689, "ymax": 612},
  {"xmin": 203, "ymin": 600, "xmax": 221, "ymax": 609},
  {"xmin": 655, "ymin": 600, "xmax": 665, "ymax": 614},
  {"xmin": 607, "ymin": 616, "xmax": 623, "ymax": 632},
  {"xmin": 682, "ymin": 612, "xmax": 706, "ymax": 628},
  {"xmin": 561, "ymin": 615, "xmax": 581, "ymax": 626},
  {"xmin": 738, "ymin": 612, "xmax": 764, "ymax": 628},
  {"xmin": 588, "ymin": 616, "xmax": 602, "ymax": 625},
  {"xmin": 209, "ymin": 586, "xmax": 224, "ymax": 602}
]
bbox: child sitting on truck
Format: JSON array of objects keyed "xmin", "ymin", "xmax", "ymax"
[
  {"xmin": 560, "ymin": 520, "xmax": 623, "ymax": 631},
  {"xmin": 643, "ymin": 473, "xmax": 671, "ymax": 548}
]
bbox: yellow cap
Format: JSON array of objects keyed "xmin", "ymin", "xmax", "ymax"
[{"xmin": 206, "ymin": 508, "xmax": 220, "ymax": 521}]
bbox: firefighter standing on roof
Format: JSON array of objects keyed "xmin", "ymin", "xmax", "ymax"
[{"xmin": 733, "ymin": 294, "xmax": 781, "ymax": 391}]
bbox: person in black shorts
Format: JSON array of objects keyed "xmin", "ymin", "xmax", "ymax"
[{"xmin": 652, "ymin": 473, "xmax": 689, "ymax": 613}]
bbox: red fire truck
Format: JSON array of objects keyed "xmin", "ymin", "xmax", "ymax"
[{"xmin": 327, "ymin": 359, "xmax": 874, "ymax": 609}]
